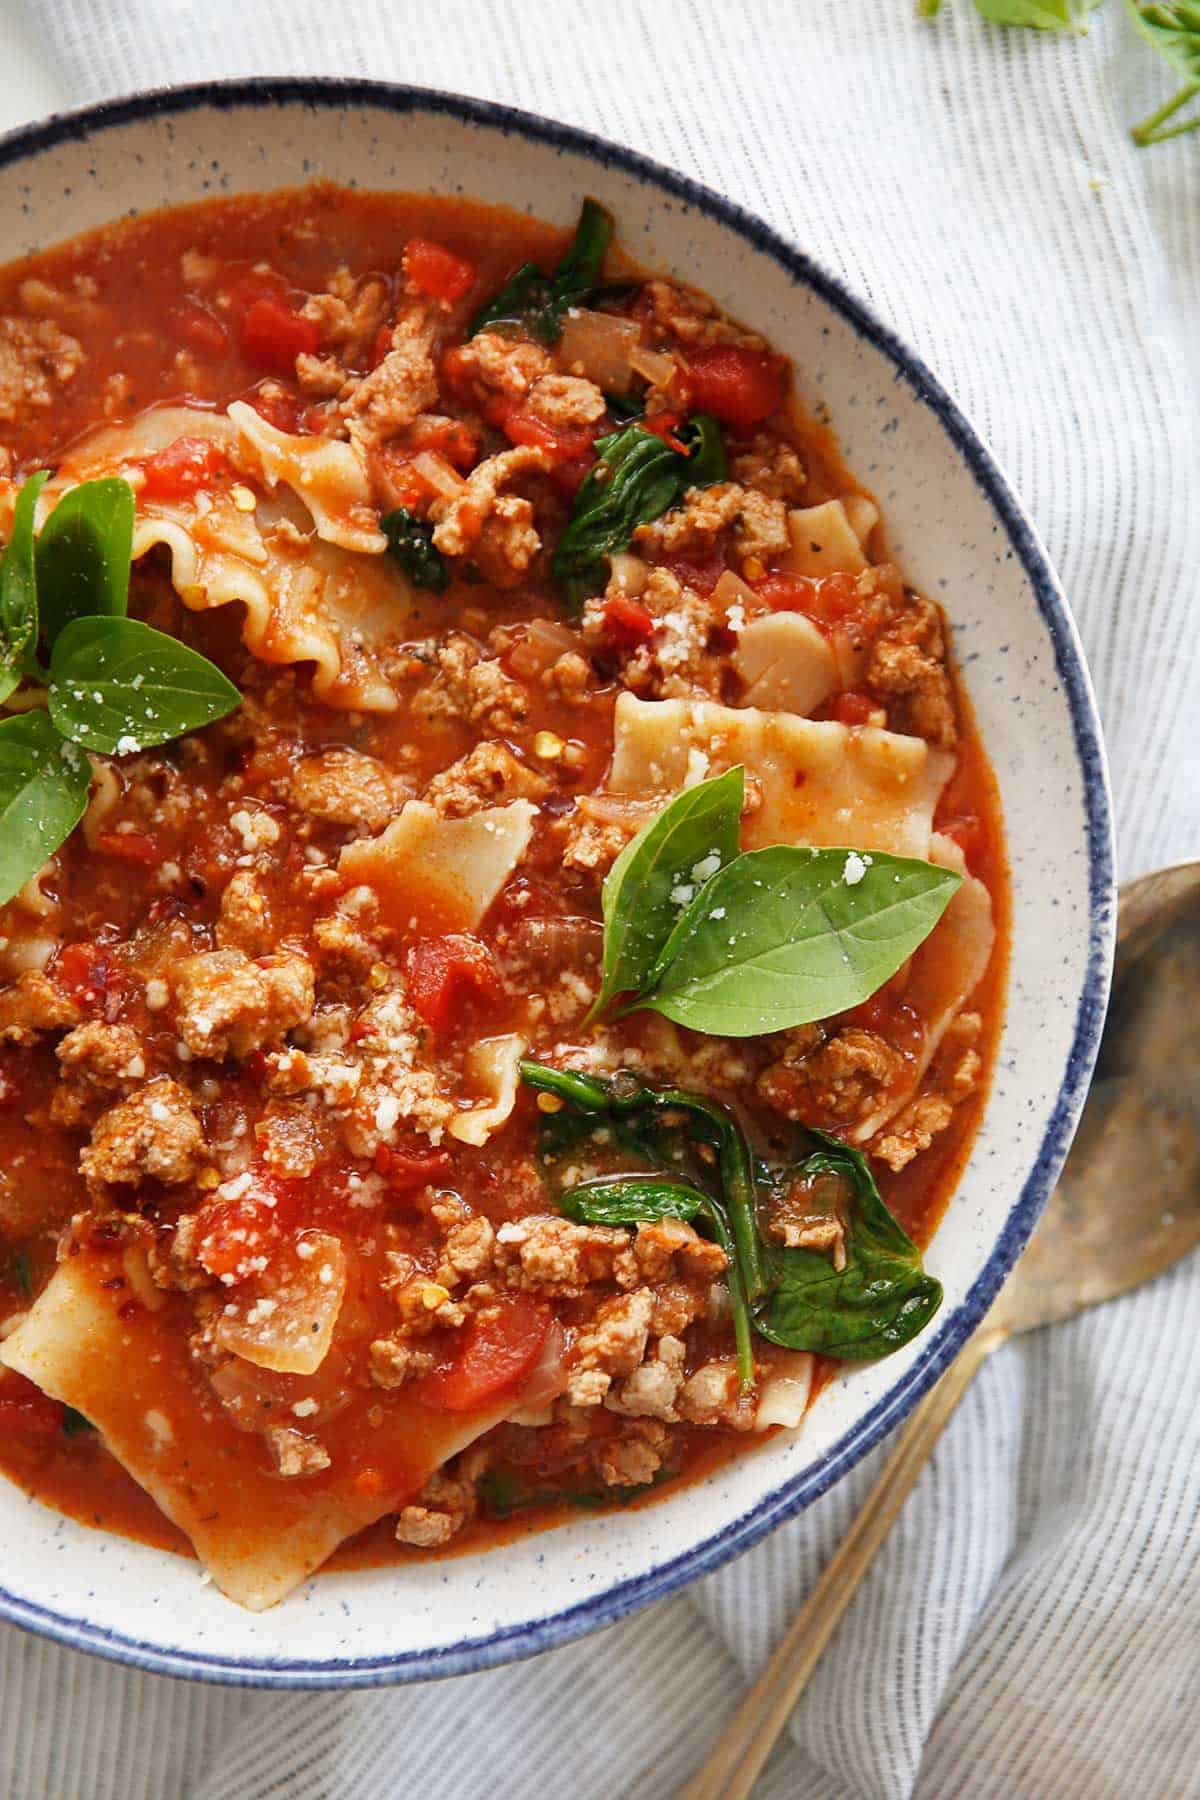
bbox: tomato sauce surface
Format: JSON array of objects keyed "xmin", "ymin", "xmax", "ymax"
[{"xmin": 0, "ymin": 186, "xmax": 1008, "ymax": 1579}]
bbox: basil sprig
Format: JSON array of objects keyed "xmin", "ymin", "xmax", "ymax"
[
  {"xmin": 922, "ymin": 0, "xmax": 1200, "ymax": 145},
  {"xmin": 1126, "ymin": 1, "xmax": 1200, "ymax": 143},
  {"xmin": 551, "ymin": 414, "xmax": 727, "ymax": 617},
  {"xmin": 591, "ymin": 770, "xmax": 961, "ymax": 1037},
  {"xmin": 0, "ymin": 472, "xmax": 240, "ymax": 906},
  {"xmin": 755, "ymin": 1135, "xmax": 944, "ymax": 1359},
  {"xmin": 381, "ymin": 506, "xmax": 449, "ymax": 593},
  {"xmin": 521, "ymin": 1062, "xmax": 943, "ymax": 1377},
  {"xmin": 470, "ymin": 197, "xmax": 614, "ymax": 344}
]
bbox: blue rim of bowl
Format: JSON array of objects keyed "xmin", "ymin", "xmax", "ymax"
[{"xmin": 0, "ymin": 75, "xmax": 1115, "ymax": 1689}]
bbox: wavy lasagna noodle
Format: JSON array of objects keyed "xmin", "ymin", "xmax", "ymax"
[{"xmin": 0, "ymin": 186, "xmax": 1005, "ymax": 1605}]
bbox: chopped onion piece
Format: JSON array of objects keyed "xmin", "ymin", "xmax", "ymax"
[
  {"xmin": 577, "ymin": 793, "xmax": 661, "ymax": 826},
  {"xmin": 559, "ymin": 309, "xmax": 641, "ymax": 390},
  {"xmin": 508, "ymin": 617, "xmax": 579, "ymax": 677},
  {"xmin": 411, "ymin": 450, "xmax": 466, "ymax": 500},
  {"xmin": 629, "ymin": 344, "xmax": 678, "ymax": 388},
  {"xmin": 711, "ymin": 569, "xmax": 759, "ymax": 611},
  {"xmin": 122, "ymin": 1246, "xmax": 166, "ymax": 1314},
  {"xmin": 755, "ymin": 1354, "xmax": 814, "ymax": 1429},
  {"xmin": 515, "ymin": 1319, "xmax": 567, "ymax": 1412}
]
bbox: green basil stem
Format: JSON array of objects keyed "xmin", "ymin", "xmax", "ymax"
[
  {"xmin": 521, "ymin": 1061, "xmax": 764, "ymax": 1389},
  {"xmin": 699, "ymin": 1196, "xmax": 756, "ymax": 1390},
  {"xmin": 560, "ymin": 1173, "xmax": 756, "ymax": 1388},
  {"xmin": 1131, "ymin": 80, "xmax": 1200, "ymax": 145}
]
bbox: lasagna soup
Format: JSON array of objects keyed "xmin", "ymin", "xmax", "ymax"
[{"xmin": 0, "ymin": 187, "xmax": 1005, "ymax": 1609}]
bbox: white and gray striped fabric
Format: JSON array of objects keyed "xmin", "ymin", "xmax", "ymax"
[{"xmin": 2, "ymin": 4, "xmax": 1198, "ymax": 1796}]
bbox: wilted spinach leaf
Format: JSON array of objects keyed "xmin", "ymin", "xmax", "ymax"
[
  {"xmin": 551, "ymin": 413, "xmax": 726, "ymax": 615},
  {"xmin": 381, "ymin": 507, "xmax": 450, "ymax": 593},
  {"xmin": 470, "ymin": 198, "xmax": 614, "ymax": 344},
  {"xmin": 755, "ymin": 1134, "xmax": 943, "ymax": 1359}
]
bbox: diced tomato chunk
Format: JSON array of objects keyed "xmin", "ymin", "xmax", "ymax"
[
  {"xmin": 374, "ymin": 1143, "xmax": 454, "ymax": 1193},
  {"xmin": 683, "ymin": 345, "xmax": 784, "ymax": 434},
  {"xmin": 438, "ymin": 342, "xmax": 477, "ymax": 405},
  {"xmin": 403, "ymin": 238, "xmax": 477, "ymax": 303},
  {"xmin": 755, "ymin": 569, "xmax": 867, "ymax": 629},
  {"xmin": 96, "ymin": 829, "xmax": 161, "ymax": 864},
  {"xmin": 51, "ymin": 940, "xmax": 122, "ymax": 1012},
  {"xmin": 239, "ymin": 296, "xmax": 320, "ymax": 375},
  {"xmin": 406, "ymin": 934, "xmax": 502, "ymax": 1034},
  {"xmin": 171, "ymin": 300, "xmax": 231, "ymax": 360},
  {"xmin": 486, "ymin": 393, "xmax": 605, "ymax": 490},
  {"xmin": 405, "ymin": 414, "xmax": 482, "ymax": 472},
  {"xmin": 0, "ymin": 1373, "xmax": 64, "ymax": 1445},
  {"xmin": 228, "ymin": 272, "xmax": 288, "ymax": 312},
  {"xmin": 412, "ymin": 1295, "xmax": 552, "ymax": 1412},
  {"xmin": 833, "ymin": 691, "xmax": 876, "ymax": 727},
  {"xmin": 191, "ymin": 1174, "xmax": 298, "ymax": 1284},
  {"xmin": 756, "ymin": 572, "xmax": 818, "ymax": 613},
  {"xmin": 139, "ymin": 435, "xmax": 229, "ymax": 504},
  {"xmin": 247, "ymin": 385, "xmax": 306, "ymax": 433},
  {"xmin": 602, "ymin": 596, "xmax": 656, "ymax": 648}
]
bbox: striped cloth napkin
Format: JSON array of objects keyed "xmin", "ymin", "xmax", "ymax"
[{"xmin": 3, "ymin": 3, "xmax": 1198, "ymax": 1796}]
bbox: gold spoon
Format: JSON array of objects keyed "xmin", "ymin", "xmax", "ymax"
[{"xmin": 679, "ymin": 860, "xmax": 1200, "ymax": 1800}]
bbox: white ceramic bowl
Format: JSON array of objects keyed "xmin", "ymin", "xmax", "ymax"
[{"xmin": 0, "ymin": 78, "xmax": 1114, "ymax": 1687}]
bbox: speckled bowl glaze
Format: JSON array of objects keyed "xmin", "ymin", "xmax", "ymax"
[{"xmin": 0, "ymin": 78, "xmax": 1114, "ymax": 1687}]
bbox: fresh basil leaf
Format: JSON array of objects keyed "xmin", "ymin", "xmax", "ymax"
[
  {"xmin": 641, "ymin": 847, "xmax": 962, "ymax": 1038},
  {"xmin": 590, "ymin": 767, "xmax": 744, "ymax": 1022},
  {"xmin": 551, "ymin": 413, "xmax": 727, "ymax": 615},
  {"xmin": 0, "ymin": 470, "xmax": 49, "ymax": 700},
  {"xmin": 0, "ymin": 710, "xmax": 92, "ymax": 907},
  {"xmin": 470, "ymin": 198, "xmax": 614, "ymax": 344},
  {"xmin": 49, "ymin": 616, "xmax": 240, "ymax": 753},
  {"xmin": 36, "ymin": 478, "xmax": 135, "ymax": 643},
  {"xmin": 1126, "ymin": 2, "xmax": 1200, "ymax": 142},
  {"xmin": 756, "ymin": 1134, "xmax": 943, "ymax": 1359},
  {"xmin": 381, "ymin": 507, "xmax": 449, "ymax": 592},
  {"xmin": 559, "ymin": 1175, "xmax": 709, "ymax": 1226},
  {"xmin": 974, "ymin": 0, "xmax": 1098, "ymax": 24}
]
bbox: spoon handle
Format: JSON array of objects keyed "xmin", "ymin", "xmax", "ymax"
[{"xmin": 676, "ymin": 1329, "xmax": 1002, "ymax": 1800}]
